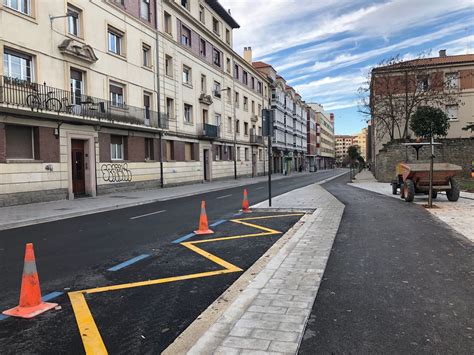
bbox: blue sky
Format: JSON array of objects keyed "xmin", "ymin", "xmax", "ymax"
[{"xmin": 220, "ymin": 0, "xmax": 474, "ymax": 135}]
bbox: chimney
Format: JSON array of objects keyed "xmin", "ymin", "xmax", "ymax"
[
  {"xmin": 243, "ymin": 46, "xmax": 252, "ymax": 64},
  {"xmin": 439, "ymin": 49, "xmax": 447, "ymax": 57}
]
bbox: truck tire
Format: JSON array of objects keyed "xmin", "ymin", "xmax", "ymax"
[
  {"xmin": 431, "ymin": 190, "xmax": 438, "ymax": 199},
  {"xmin": 404, "ymin": 179, "xmax": 415, "ymax": 202},
  {"xmin": 446, "ymin": 177, "xmax": 460, "ymax": 202},
  {"xmin": 391, "ymin": 182, "xmax": 398, "ymax": 195}
]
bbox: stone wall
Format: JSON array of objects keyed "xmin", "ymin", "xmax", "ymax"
[{"xmin": 375, "ymin": 138, "xmax": 474, "ymax": 182}]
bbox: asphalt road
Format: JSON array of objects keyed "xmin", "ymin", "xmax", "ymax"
[
  {"xmin": 299, "ymin": 174, "xmax": 474, "ymax": 354},
  {"xmin": 0, "ymin": 169, "xmax": 343, "ymax": 353}
]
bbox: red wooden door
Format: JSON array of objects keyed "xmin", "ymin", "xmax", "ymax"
[{"xmin": 71, "ymin": 140, "xmax": 85, "ymax": 196}]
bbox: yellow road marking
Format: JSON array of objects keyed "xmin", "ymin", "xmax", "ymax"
[
  {"xmin": 69, "ymin": 292, "xmax": 108, "ymax": 355},
  {"xmin": 69, "ymin": 213, "xmax": 304, "ymax": 354}
]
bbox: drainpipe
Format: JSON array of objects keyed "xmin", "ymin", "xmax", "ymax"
[
  {"xmin": 155, "ymin": 0, "xmax": 164, "ymax": 188},
  {"xmin": 232, "ymin": 56, "xmax": 237, "ymax": 179}
]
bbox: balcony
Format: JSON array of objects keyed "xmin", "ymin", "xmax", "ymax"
[
  {"xmin": 250, "ymin": 134, "xmax": 264, "ymax": 145},
  {"xmin": 0, "ymin": 76, "xmax": 168, "ymax": 130},
  {"xmin": 251, "ymin": 114, "xmax": 258, "ymax": 122},
  {"xmin": 199, "ymin": 123, "xmax": 219, "ymax": 139}
]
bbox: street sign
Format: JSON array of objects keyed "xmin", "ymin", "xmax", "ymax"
[{"xmin": 262, "ymin": 109, "xmax": 274, "ymax": 137}]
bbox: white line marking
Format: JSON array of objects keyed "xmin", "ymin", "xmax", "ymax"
[
  {"xmin": 130, "ymin": 210, "xmax": 166, "ymax": 220},
  {"xmin": 256, "ymin": 187, "xmax": 264, "ymax": 190},
  {"xmin": 216, "ymin": 194, "xmax": 232, "ymax": 199}
]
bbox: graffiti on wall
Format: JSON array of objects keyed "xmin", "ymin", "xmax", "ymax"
[{"xmin": 101, "ymin": 163, "xmax": 133, "ymax": 183}]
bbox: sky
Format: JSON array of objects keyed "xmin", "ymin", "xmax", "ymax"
[{"xmin": 220, "ymin": 0, "xmax": 474, "ymax": 135}]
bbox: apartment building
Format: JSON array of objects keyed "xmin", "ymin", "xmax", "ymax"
[
  {"xmin": 354, "ymin": 128, "xmax": 368, "ymax": 161},
  {"xmin": 306, "ymin": 104, "xmax": 317, "ymax": 171},
  {"xmin": 0, "ymin": 0, "xmax": 272, "ymax": 207},
  {"xmin": 253, "ymin": 62, "xmax": 307, "ymax": 174},
  {"xmin": 0, "ymin": 0, "xmax": 164, "ymax": 206},
  {"xmin": 157, "ymin": 0, "xmax": 268, "ymax": 184},
  {"xmin": 335, "ymin": 135, "xmax": 355, "ymax": 164},
  {"xmin": 370, "ymin": 51, "xmax": 474, "ymax": 159},
  {"xmin": 308, "ymin": 103, "xmax": 335, "ymax": 169}
]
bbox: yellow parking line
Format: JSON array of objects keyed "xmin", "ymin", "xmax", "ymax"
[{"xmin": 69, "ymin": 213, "xmax": 304, "ymax": 354}]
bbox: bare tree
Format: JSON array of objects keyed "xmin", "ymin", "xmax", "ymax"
[{"xmin": 359, "ymin": 54, "xmax": 463, "ymax": 143}]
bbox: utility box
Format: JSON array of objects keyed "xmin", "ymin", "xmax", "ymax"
[{"xmin": 262, "ymin": 109, "xmax": 274, "ymax": 137}]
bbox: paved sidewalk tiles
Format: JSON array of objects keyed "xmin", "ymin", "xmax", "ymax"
[{"xmin": 187, "ymin": 182, "xmax": 345, "ymax": 354}]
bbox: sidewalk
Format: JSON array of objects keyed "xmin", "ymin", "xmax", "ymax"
[
  {"xmin": 350, "ymin": 169, "xmax": 474, "ymax": 243},
  {"xmin": 166, "ymin": 177, "xmax": 345, "ymax": 354},
  {"xmin": 0, "ymin": 171, "xmax": 331, "ymax": 231}
]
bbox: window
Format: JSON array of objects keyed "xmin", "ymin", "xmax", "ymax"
[
  {"xmin": 213, "ymin": 48, "xmax": 221, "ymax": 66},
  {"xmin": 226, "ymin": 87, "xmax": 231, "ymax": 102},
  {"xmin": 5, "ymin": 125, "xmax": 34, "ymax": 159},
  {"xmin": 70, "ymin": 68, "xmax": 84, "ymax": 105},
  {"xmin": 258, "ymin": 104, "xmax": 262, "ymax": 116},
  {"xmin": 234, "ymin": 64, "xmax": 239, "ymax": 79},
  {"xmin": 243, "ymin": 71, "xmax": 248, "ymax": 85},
  {"xmin": 202, "ymin": 109, "xmax": 208, "ymax": 123},
  {"xmin": 200, "ymin": 38, "xmax": 206, "ymax": 57},
  {"xmin": 417, "ymin": 75, "xmax": 429, "ymax": 91},
  {"xmin": 244, "ymin": 122, "xmax": 249, "ymax": 135},
  {"xmin": 259, "ymin": 149, "xmax": 263, "ymax": 161},
  {"xmin": 235, "ymin": 91, "xmax": 239, "ymax": 107},
  {"xmin": 213, "ymin": 81, "xmax": 221, "ymax": 98},
  {"xmin": 226, "ymin": 58, "xmax": 231, "ymax": 73},
  {"xmin": 199, "ymin": 4, "xmax": 205, "ymax": 23},
  {"xmin": 445, "ymin": 72, "xmax": 459, "ymax": 89},
  {"xmin": 243, "ymin": 96, "xmax": 248, "ymax": 110},
  {"xmin": 245, "ymin": 148, "xmax": 249, "ymax": 161},
  {"xmin": 165, "ymin": 55, "xmax": 173, "ymax": 77},
  {"xmin": 237, "ymin": 147, "xmax": 241, "ymax": 161},
  {"xmin": 140, "ymin": 0, "xmax": 150, "ymax": 21},
  {"xmin": 145, "ymin": 138, "xmax": 154, "ymax": 160},
  {"xmin": 108, "ymin": 27, "xmax": 123, "ymax": 55},
  {"xmin": 184, "ymin": 103, "xmax": 193, "ymax": 123},
  {"xmin": 164, "ymin": 12, "xmax": 172, "ymax": 34},
  {"xmin": 67, "ymin": 5, "xmax": 81, "ymax": 37},
  {"xmin": 215, "ymin": 145, "xmax": 221, "ymax": 160},
  {"xmin": 236, "ymin": 119, "xmax": 240, "ymax": 133},
  {"xmin": 185, "ymin": 143, "xmax": 194, "ymax": 161},
  {"xmin": 181, "ymin": 0, "xmax": 189, "ymax": 10},
  {"xmin": 111, "ymin": 135, "xmax": 124, "ymax": 160},
  {"xmin": 251, "ymin": 100, "xmax": 255, "ymax": 114},
  {"xmin": 227, "ymin": 116, "xmax": 232, "ymax": 132},
  {"xmin": 166, "ymin": 97, "xmax": 174, "ymax": 119},
  {"xmin": 446, "ymin": 104, "xmax": 458, "ymax": 120},
  {"xmin": 143, "ymin": 93, "xmax": 151, "ymax": 124},
  {"xmin": 181, "ymin": 25, "xmax": 191, "ymax": 47},
  {"xmin": 215, "ymin": 113, "xmax": 221, "ymax": 127},
  {"xmin": 142, "ymin": 44, "xmax": 151, "ymax": 67},
  {"xmin": 201, "ymin": 74, "xmax": 207, "ymax": 93},
  {"xmin": 3, "ymin": 49, "xmax": 32, "ymax": 81},
  {"xmin": 225, "ymin": 28, "xmax": 230, "ymax": 44},
  {"xmin": 109, "ymin": 83, "xmax": 124, "ymax": 107},
  {"xmin": 182, "ymin": 65, "xmax": 191, "ymax": 85},
  {"xmin": 212, "ymin": 17, "xmax": 220, "ymax": 35},
  {"xmin": 166, "ymin": 141, "xmax": 174, "ymax": 161},
  {"xmin": 3, "ymin": 0, "xmax": 31, "ymax": 15}
]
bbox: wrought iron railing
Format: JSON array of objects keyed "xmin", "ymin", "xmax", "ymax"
[
  {"xmin": 250, "ymin": 134, "xmax": 264, "ymax": 144},
  {"xmin": 0, "ymin": 76, "xmax": 168, "ymax": 129},
  {"xmin": 198, "ymin": 123, "xmax": 220, "ymax": 139}
]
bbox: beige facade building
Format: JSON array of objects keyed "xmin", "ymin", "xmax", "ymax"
[
  {"xmin": 370, "ymin": 52, "xmax": 474, "ymax": 161},
  {"xmin": 0, "ymin": 0, "xmax": 321, "ymax": 207},
  {"xmin": 308, "ymin": 103, "xmax": 335, "ymax": 169},
  {"xmin": 335, "ymin": 135, "xmax": 354, "ymax": 164},
  {"xmin": 354, "ymin": 128, "xmax": 367, "ymax": 161}
]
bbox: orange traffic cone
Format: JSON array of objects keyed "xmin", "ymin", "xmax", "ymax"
[
  {"xmin": 194, "ymin": 201, "xmax": 214, "ymax": 235},
  {"xmin": 242, "ymin": 189, "xmax": 251, "ymax": 213},
  {"xmin": 2, "ymin": 243, "xmax": 58, "ymax": 319}
]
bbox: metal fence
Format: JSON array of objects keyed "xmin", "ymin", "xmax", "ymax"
[{"xmin": 0, "ymin": 76, "xmax": 168, "ymax": 129}]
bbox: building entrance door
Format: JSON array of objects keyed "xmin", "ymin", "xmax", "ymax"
[
  {"xmin": 71, "ymin": 139, "xmax": 85, "ymax": 196},
  {"xmin": 203, "ymin": 149, "xmax": 210, "ymax": 181}
]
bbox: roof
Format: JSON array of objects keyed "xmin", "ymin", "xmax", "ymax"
[
  {"xmin": 205, "ymin": 0, "xmax": 240, "ymax": 29},
  {"xmin": 252, "ymin": 61, "xmax": 271, "ymax": 69},
  {"xmin": 374, "ymin": 54, "xmax": 474, "ymax": 72}
]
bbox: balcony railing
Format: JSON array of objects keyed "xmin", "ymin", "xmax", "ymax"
[
  {"xmin": 250, "ymin": 134, "xmax": 264, "ymax": 145},
  {"xmin": 199, "ymin": 123, "xmax": 219, "ymax": 139},
  {"xmin": 0, "ymin": 76, "xmax": 168, "ymax": 129}
]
